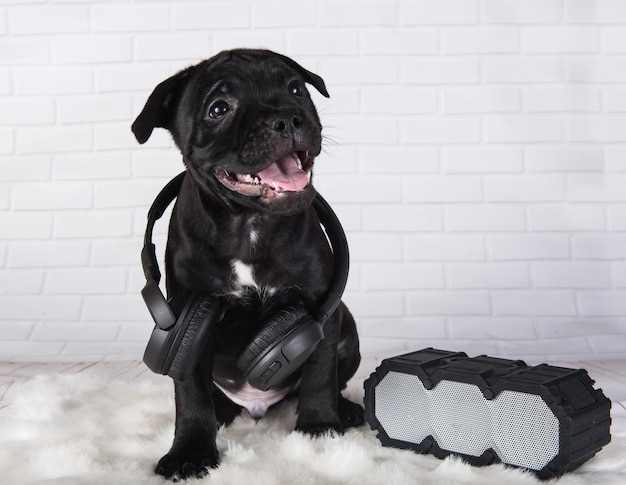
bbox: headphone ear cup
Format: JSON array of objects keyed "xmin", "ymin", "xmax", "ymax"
[
  {"xmin": 165, "ymin": 292, "xmax": 222, "ymax": 381},
  {"xmin": 236, "ymin": 306, "xmax": 310, "ymax": 374}
]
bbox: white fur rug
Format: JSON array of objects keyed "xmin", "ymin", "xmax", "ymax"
[{"xmin": 0, "ymin": 371, "xmax": 624, "ymax": 485}]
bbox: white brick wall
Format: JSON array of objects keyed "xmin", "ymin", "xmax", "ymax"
[{"xmin": 1, "ymin": 0, "xmax": 626, "ymax": 363}]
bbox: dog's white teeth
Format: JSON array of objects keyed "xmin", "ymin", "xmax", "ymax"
[{"xmin": 241, "ymin": 174, "xmax": 261, "ymax": 184}]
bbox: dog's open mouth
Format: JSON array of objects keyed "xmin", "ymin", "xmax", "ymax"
[{"xmin": 214, "ymin": 151, "xmax": 313, "ymax": 198}]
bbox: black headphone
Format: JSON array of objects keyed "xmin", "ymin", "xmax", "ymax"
[{"xmin": 141, "ymin": 172, "xmax": 349, "ymax": 390}]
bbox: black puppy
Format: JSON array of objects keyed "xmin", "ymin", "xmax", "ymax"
[{"xmin": 132, "ymin": 49, "xmax": 364, "ymax": 480}]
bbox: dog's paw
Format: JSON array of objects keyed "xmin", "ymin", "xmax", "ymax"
[
  {"xmin": 156, "ymin": 449, "xmax": 219, "ymax": 481},
  {"xmin": 338, "ymin": 396, "xmax": 364, "ymax": 429},
  {"xmin": 295, "ymin": 420, "xmax": 345, "ymax": 437}
]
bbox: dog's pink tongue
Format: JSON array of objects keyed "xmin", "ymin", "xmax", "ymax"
[{"xmin": 257, "ymin": 154, "xmax": 309, "ymax": 192}]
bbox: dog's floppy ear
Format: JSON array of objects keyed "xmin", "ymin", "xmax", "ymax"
[
  {"xmin": 131, "ymin": 67, "xmax": 194, "ymax": 144},
  {"xmin": 276, "ymin": 53, "xmax": 330, "ymax": 98}
]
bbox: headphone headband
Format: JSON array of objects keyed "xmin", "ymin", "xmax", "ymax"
[{"xmin": 141, "ymin": 171, "xmax": 349, "ymax": 330}]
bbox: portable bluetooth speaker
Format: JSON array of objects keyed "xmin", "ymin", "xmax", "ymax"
[{"xmin": 364, "ymin": 348, "xmax": 611, "ymax": 480}]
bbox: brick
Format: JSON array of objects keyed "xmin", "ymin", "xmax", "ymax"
[
  {"xmin": 614, "ymin": 262, "xmax": 626, "ymax": 287},
  {"xmin": 53, "ymin": 153, "xmax": 131, "ymax": 180},
  {"xmin": 0, "ymin": 322, "xmax": 34, "ymax": 341},
  {"xmin": 213, "ymin": 32, "xmax": 286, "ymax": 56},
  {"xmin": 569, "ymin": 117, "xmax": 626, "ymax": 142},
  {"xmin": 173, "ymin": 3, "xmax": 249, "ymax": 30},
  {"xmin": 252, "ymin": 1, "xmax": 315, "ymax": 27},
  {"xmin": 407, "ymin": 291, "xmax": 490, "ymax": 315},
  {"xmin": 0, "ymin": 127, "xmax": 14, "ymax": 154},
  {"xmin": 522, "ymin": 27, "xmax": 599, "ymax": 53},
  {"xmin": 573, "ymin": 235, "xmax": 626, "ymax": 259},
  {"xmin": 567, "ymin": 0, "xmax": 626, "ymax": 23},
  {"xmin": 579, "ymin": 292, "xmax": 626, "ymax": 316},
  {"xmin": 529, "ymin": 205, "xmax": 605, "ymax": 231},
  {"xmin": 0, "ymin": 213, "xmax": 51, "ymax": 240},
  {"xmin": 132, "ymin": 149, "xmax": 186, "ymax": 178},
  {"xmin": 401, "ymin": 59, "xmax": 479, "ymax": 84},
  {"xmin": 609, "ymin": 206, "xmax": 626, "ymax": 231},
  {"xmin": 118, "ymin": 322, "xmax": 153, "ymax": 342},
  {"xmin": 0, "ymin": 38, "xmax": 49, "ymax": 65},
  {"xmin": 9, "ymin": 6, "xmax": 88, "ymax": 34},
  {"xmin": 81, "ymin": 296, "xmax": 147, "ymax": 321},
  {"xmin": 95, "ymin": 122, "xmax": 146, "ymax": 151},
  {"xmin": 94, "ymin": 180, "xmax": 162, "ymax": 209},
  {"xmin": 363, "ymin": 205, "xmax": 443, "ymax": 232},
  {"xmin": 333, "ymin": 205, "xmax": 362, "ymax": 232},
  {"xmin": 401, "ymin": 119, "xmax": 481, "ymax": 144},
  {"xmin": 8, "ymin": 241, "xmax": 89, "ymax": 268},
  {"xmin": 96, "ymin": 64, "xmax": 172, "ymax": 93},
  {"xmin": 526, "ymin": 86, "xmax": 600, "ymax": 112},
  {"xmin": 315, "ymin": 87, "xmax": 360, "ymax": 115},
  {"xmin": 16, "ymin": 126, "xmax": 93, "ymax": 154},
  {"xmin": 362, "ymin": 318, "xmax": 447, "ymax": 339},
  {"xmin": 537, "ymin": 319, "xmax": 625, "ymax": 338},
  {"xmin": 569, "ymin": 174, "xmax": 626, "ymax": 201},
  {"xmin": 444, "ymin": 87, "xmax": 520, "ymax": 114},
  {"xmin": 342, "ymin": 293, "xmax": 405, "ymax": 318},
  {"xmin": 328, "ymin": 176, "xmax": 405, "ymax": 204},
  {"xmin": 403, "ymin": 176, "xmax": 483, "ymax": 202},
  {"xmin": 607, "ymin": 147, "xmax": 626, "ymax": 172},
  {"xmin": 14, "ymin": 67, "xmax": 92, "ymax": 95},
  {"xmin": 567, "ymin": 58, "xmax": 626, "ymax": 83},
  {"xmin": 12, "ymin": 181, "xmax": 92, "ymax": 210},
  {"xmin": 526, "ymin": 146, "xmax": 604, "ymax": 172},
  {"xmin": 45, "ymin": 268, "xmax": 127, "ymax": 295},
  {"xmin": 347, "ymin": 233, "xmax": 403, "ymax": 261},
  {"xmin": 361, "ymin": 87, "xmax": 438, "ymax": 114},
  {"xmin": 606, "ymin": 88, "xmax": 626, "ymax": 112},
  {"xmin": 91, "ymin": 239, "xmax": 141, "ymax": 267},
  {"xmin": 0, "ymin": 98, "xmax": 55, "ymax": 125},
  {"xmin": 449, "ymin": 318, "xmax": 536, "ymax": 340},
  {"xmin": 361, "ymin": 147, "xmax": 439, "ymax": 174},
  {"xmin": 0, "ymin": 269, "xmax": 43, "ymax": 295},
  {"xmin": 0, "ymin": 69, "xmax": 10, "ymax": 94},
  {"xmin": 52, "ymin": 36, "xmax": 131, "ymax": 64},
  {"xmin": 443, "ymin": 28, "xmax": 520, "ymax": 54},
  {"xmin": 485, "ymin": 117, "xmax": 562, "ymax": 143},
  {"xmin": 447, "ymin": 206, "xmax": 526, "ymax": 232},
  {"xmin": 63, "ymin": 342, "xmax": 144, "ymax": 359},
  {"xmin": 361, "ymin": 29, "xmax": 438, "ymax": 55},
  {"xmin": 2, "ymin": 296, "xmax": 82, "ymax": 320},
  {"xmin": 489, "ymin": 235, "xmax": 570, "ymax": 260},
  {"xmin": 134, "ymin": 33, "xmax": 211, "ymax": 62},
  {"xmin": 499, "ymin": 338, "xmax": 592, "ymax": 357},
  {"xmin": 399, "ymin": 0, "xmax": 479, "ymax": 25},
  {"xmin": 287, "ymin": 30, "xmax": 359, "ymax": 56},
  {"xmin": 534, "ymin": 262, "xmax": 610, "ymax": 288},
  {"xmin": 493, "ymin": 291, "xmax": 576, "ymax": 316},
  {"xmin": 484, "ymin": 58, "xmax": 562, "ymax": 83},
  {"xmin": 93, "ymin": 4, "xmax": 170, "ymax": 32},
  {"xmin": 0, "ymin": 184, "xmax": 7, "ymax": 209},
  {"xmin": 485, "ymin": 175, "xmax": 566, "ymax": 202},
  {"xmin": 484, "ymin": 0, "xmax": 562, "ymax": 24},
  {"xmin": 0, "ymin": 342, "xmax": 64, "ymax": 360},
  {"xmin": 444, "ymin": 147, "xmax": 523, "ymax": 173},
  {"xmin": 320, "ymin": 1, "xmax": 395, "ymax": 25},
  {"xmin": 54, "ymin": 211, "xmax": 133, "ymax": 239},
  {"xmin": 363, "ymin": 263, "xmax": 444, "ymax": 290},
  {"xmin": 602, "ymin": 28, "xmax": 626, "ymax": 53},
  {"xmin": 449, "ymin": 263, "xmax": 529, "ymax": 289},
  {"xmin": 32, "ymin": 322, "xmax": 118, "ymax": 342},
  {"xmin": 320, "ymin": 58, "xmax": 397, "ymax": 85},
  {"xmin": 589, "ymin": 335, "xmax": 626, "ymax": 354},
  {"xmin": 322, "ymin": 116, "xmax": 398, "ymax": 144},
  {"xmin": 407, "ymin": 235, "xmax": 485, "ymax": 261}
]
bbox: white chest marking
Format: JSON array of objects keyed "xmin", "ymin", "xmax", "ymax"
[
  {"xmin": 214, "ymin": 381, "xmax": 296, "ymax": 419},
  {"xmin": 232, "ymin": 259, "xmax": 257, "ymax": 289}
]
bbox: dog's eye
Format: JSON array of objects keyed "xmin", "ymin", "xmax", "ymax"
[
  {"xmin": 288, "ymin": 81, "xmax": 304, "ymax": 97},
  {"xmin": 208, "ymin": 101, "xmax": 230, "ymax": 119}
]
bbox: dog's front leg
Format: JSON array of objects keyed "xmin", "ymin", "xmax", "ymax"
[
  {"xmin": 295, "ymin": 314, "xmax": 343, "ymax": 436},
  {"xmin": 156, "ymin": 359, "xmax": 220, "ymax": 481}
]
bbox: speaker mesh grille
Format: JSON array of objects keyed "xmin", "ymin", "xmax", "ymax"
[{"xmin": 375, "ymin": 371, "xmax": 560, "ymax": 470}]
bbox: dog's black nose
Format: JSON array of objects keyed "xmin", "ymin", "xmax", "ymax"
[{"xmin": 272, "ymin": 115, "xmax": 302, "ymax": 132}]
